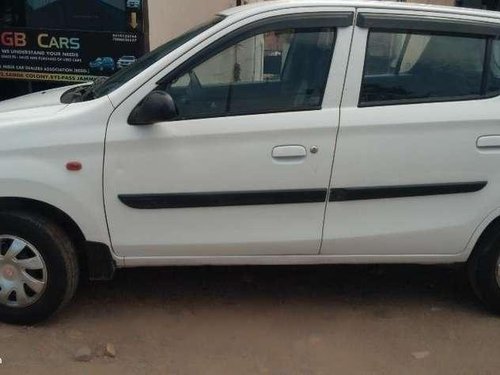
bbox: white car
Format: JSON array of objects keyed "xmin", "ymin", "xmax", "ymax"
[
  {"xmin": 2, "ymin": 0, "xmax": 500, "ymax": 323},
  {"xmin": 117, "ymin": 55, "xmax": 137, "ymax": 69},
  {"xmin": 126, "ymin": 0, "xmax": 141, "ymax": 9}
]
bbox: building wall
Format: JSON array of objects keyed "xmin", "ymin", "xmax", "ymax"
[{"xmin": 147, "ymin": 0, "xmax": 235, "ymax": 49}]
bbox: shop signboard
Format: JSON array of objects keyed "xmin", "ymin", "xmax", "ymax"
[{"xmin": 0, "ymin": 0, "xmax": 148, "ymax": 83}]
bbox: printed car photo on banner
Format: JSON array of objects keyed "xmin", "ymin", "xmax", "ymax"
[{"xmin": 0, "ymin": 0, "xmax": 148, "ymax": 83}]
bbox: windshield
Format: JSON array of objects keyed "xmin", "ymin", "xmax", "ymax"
[{"xmin": 90, "ymin": 15, "xmax": 225, "ymax": 99}]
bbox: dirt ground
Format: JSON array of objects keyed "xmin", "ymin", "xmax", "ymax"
[{"xmin": 0, "ymin": 264, "xmax": 499, "ymax": 374}]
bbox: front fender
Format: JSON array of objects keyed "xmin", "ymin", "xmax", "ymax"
[
  {"xmin": 0, "ymin": 173, "xmax": 109, "ymax": 247},
  {"xmin": 0, "ymin": 97, "xmax": 114, "ymax": 248}
]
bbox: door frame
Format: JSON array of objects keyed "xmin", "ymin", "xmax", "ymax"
[{"xmin": 103, "ymin": 7, "xmax": 356, "ymax": 263}]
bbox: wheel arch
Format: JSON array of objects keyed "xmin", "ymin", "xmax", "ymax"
[
  {"xmin": 0, "ymin": 197, "xmax": 86, "ymax": 247},
  {"xmin": 0, "ymin": 197, "xmax": 116, "ymax": 280},
  {"xmin": 466, "ymin": 209, "xmax": 500, "ymax": 262}
]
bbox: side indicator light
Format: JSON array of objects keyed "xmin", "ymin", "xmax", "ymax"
[{"xmin": 66, "ymin": 161, "xmax": 82, "ymax": 171}]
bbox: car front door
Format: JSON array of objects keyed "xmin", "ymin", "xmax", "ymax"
[
  {"xmin": 322, "ymin": 11, "xmax": 500, "ymax": 258},
  {"xmin": 104, "ymin": 10, "xmax": 354, "ymax": 259}
]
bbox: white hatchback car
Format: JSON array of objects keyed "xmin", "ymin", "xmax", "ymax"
[
  {"xmin": 117, "ymin": 55, "xmax": 137, "ymax": 69},
  {"xmin": 126, "ymin": 0, "xmax": 141, "ymax": 9},
  {"xmin": 1, "ymin": 0, "xmax": 500, "ymax": 323}
]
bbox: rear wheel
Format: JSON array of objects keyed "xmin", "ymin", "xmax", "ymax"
[
  {"xmin": 0, "ymin": 211, "xmax": 79, "ymax": 324},
  {"xmin": 467, "ymin": 229, "xmax": 500, "ymax": 313}
]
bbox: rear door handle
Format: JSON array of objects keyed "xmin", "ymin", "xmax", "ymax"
[
  {"xmin": 477, "ymin": 135, "xmax": 500, "ymax": 149},
  {"xmin": 272, "ymin": 145, "xmax": 307, "ymax": 159}
]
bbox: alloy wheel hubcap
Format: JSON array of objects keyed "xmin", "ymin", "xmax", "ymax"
[{"xmin": 0, "ymin": 236, "xmax": 47, "ymax": 308}]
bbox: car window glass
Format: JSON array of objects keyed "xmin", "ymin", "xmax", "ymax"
[
  {"xmin": 486, "ymin": 38, "xmax": 500, "ymax": 94},
  {"xmin": 91, "ymin": 16, "xmax": 225, "ymax": 98},
  {"xmin": 360, "ymin": 30, "xmax": 487, "ymax": 105},
  {"xmin": 163, "ymin": 26, "xmax": 336, "ymax": 120},
  {"xmin": 172, "ymin": 30, "xmax": 294, "ymax": 88},
  {"xmin": 399, "ymin": 35, "xmax": 430, "ymax": 73}
]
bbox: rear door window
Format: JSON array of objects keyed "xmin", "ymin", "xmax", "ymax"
[
  {"xmin": 360, "ymin": 30, "xmax": 487, "ymax": 106},
  {"xmin": 486, "ymin": 38, "xmax": 500, "ymax": 94}
]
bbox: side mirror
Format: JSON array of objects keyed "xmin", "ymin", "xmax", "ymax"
[{"xmin": 128, "ymin": 90, "xmax": 178, "ymax": 125}]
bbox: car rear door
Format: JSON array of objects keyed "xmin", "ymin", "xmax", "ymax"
[
  {"xmin": 322, "ymin": 9, "xmax": 500, "ymax": 259},
  {"xmin": 104, "ymin": 9, "xmax": 355, "ymax": 259}
]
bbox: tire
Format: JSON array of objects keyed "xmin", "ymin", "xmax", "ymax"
[
  {"xmin": 0, "ymin": 211, "xmax": 79, "ymax": 324},
  {"xmin": 467, "ymin": 228, "xmax": 500, "ymax": 313}
]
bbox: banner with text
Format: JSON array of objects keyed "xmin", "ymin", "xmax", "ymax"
[
  {"xmin": 0, "ymin": 28, "xmax": 144, "ymax": 82},
  {"xmin": 0, "ymin": 0, "xmax": 147, "ymax": 83}
]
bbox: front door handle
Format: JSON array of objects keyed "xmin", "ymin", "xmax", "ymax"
[
  {"xmin": 272, "ymin": 145, "xmax": 307, "ymax": 159},
  {"xmin": 477, "ymin": 135, "xmax": 500, "ymax": 149}
]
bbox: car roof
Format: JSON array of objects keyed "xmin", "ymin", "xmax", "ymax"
[{"xmin": 219, "ymin": 0, "xmax": 500, "ymax": 23}]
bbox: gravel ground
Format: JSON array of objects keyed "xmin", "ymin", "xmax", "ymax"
[{"xmin": 0, "ymin": 264, "xmax": 499, "ymax": 374}]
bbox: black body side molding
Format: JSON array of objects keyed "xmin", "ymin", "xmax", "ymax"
[
  {"xmin": 330, "ymin": 181, "xmax": 487, "ymax": 202},
  {"xmin": 84, "ymin": 241, "xmax": 116, "ymax": 281},
  {"xmin": 119, "ymin": 189, "xmax": 328, "ymax": 209},
  {"xmin": 118, "ymin": 182, "xmax": 486, "ymax": 209}
]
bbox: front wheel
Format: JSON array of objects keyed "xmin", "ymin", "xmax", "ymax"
[{"xmin": 0, "ymin": 212, "xmax": 79, "ymax": 324}]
